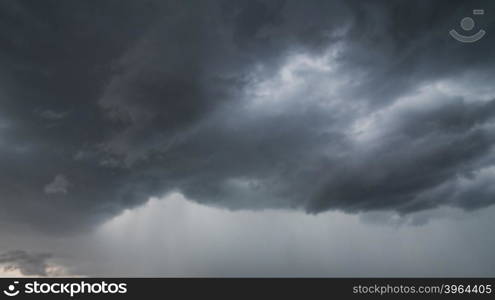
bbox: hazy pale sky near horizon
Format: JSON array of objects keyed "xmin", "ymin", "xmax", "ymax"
[
  {"xmin": 1, "ymin": 0, "xmax": 495, "ymax": 276},
  {"xmin": 2, "ymin": 193, "xmax": 495, "ymax": 277}
]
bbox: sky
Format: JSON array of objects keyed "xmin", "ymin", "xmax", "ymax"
[{"xmin": 1, "ymin": 0, "xmax": 495, "ymax": 277}]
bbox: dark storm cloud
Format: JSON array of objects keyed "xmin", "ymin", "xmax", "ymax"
[
  {"xmin": 0, "ymin": 250, "xmax": 52, "ymax": 276},
  {"xmin": 1, "ymin": 0, "xmax": 495, "ymax": 233}
]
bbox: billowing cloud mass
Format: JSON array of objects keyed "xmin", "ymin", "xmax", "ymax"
[
  {"xmin": 0, "ymin": 250, "xmax": 52, "ymax": 276},
  {"xmin": 1, "ymin": 0, "xmax": 495, "ymax": 234}
]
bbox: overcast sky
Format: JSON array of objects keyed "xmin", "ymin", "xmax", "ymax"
[{"xmin": 1, "ymin": 0, "xmax": 495, "ymax": 277}]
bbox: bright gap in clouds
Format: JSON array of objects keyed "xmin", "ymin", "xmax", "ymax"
[{"xmin": 83, "ymin": 193, "xmax": 495, "ymax": 277}]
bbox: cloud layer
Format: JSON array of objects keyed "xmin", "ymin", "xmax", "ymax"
[
  {"xmin": 1, "ymin": 0, "xmax": 495, "ymax": 233},
  {"xmin": 6, "ymin": 193, "xmax": 492, "ymax": 277}
]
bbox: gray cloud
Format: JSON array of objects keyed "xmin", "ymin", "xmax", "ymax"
[
  {"xmin": 0, "ymin": 250, "xmax": 52, "ymax": 276},
  {"xmin": 41, "ymin": 194, "xmax": 495, "ymax": 277},
  {"xmin": 1, "ymin": 0, "xmax": 495, "ymax": 234},
  {"xmin": 44, "ymin": 174, "xmax": 71, "ymax": 195},
  {"xmin": 39, "ymin": 110, "xmax": 69, "ymax": 121}
]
